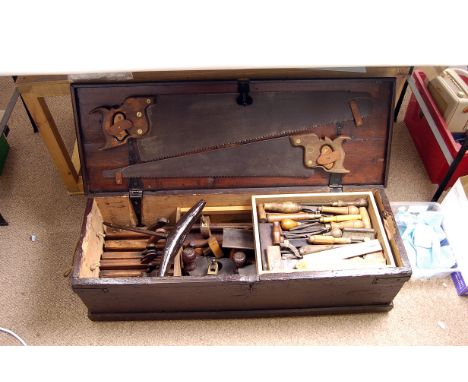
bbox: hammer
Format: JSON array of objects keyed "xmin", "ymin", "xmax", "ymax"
[{"xmin": 151, "ymin": 199, "xmax": 207, "ymax": 277}]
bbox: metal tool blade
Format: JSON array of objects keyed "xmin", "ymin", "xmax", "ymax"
[
  {"xmin": 222, "ymin": 229, "xmax": 255, "ymax": 250},
  {"xmin": 153, "ymin": 199, "xmax": 206, "ymax": 277},
  {"xmin": 104, "ymin": 136, "xmax": 316, "ymax": 178},
  {"xmin": 138, "ymin": 91, "xmax": 372, "ymax": 162}
]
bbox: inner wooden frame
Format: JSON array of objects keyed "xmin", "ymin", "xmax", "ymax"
[
  {"xmin": 78, "ymin": 192, "xmax": 259, "ymax": 279},
  {"xmin": 252, "ymin": 191, "xmax": 396, "ymax": 275},
  {"xmin": 77, "ymin": 188, "xmax": 402, "ymax": 280}
]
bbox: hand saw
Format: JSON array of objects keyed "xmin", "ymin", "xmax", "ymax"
[
  {"xmin": 99, "ymin": 91, "xmax": 372, "ymax": 180},
  {"xmin": 103, "ymin": 133, "xmax": 351, "ymax": 180}
]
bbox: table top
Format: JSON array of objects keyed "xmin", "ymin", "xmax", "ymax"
[{"xmin": 0, "ymin": 2, "xmax": 465, "ymax": 75}]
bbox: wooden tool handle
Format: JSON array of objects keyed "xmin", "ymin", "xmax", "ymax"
[
  {"xmin": 308, "ymin": 235, "xmax": 352, "ymax": 244},
  {"xmin": 267, "ymin": 213, "xmax": 320, "ymax": 222},
  {"xmin": 330, "ymin": 220, "xmax": 365, "ymax": 229},
  {"xmin": 331, "ymin": 198, "xmax": 368, "ymax": 207},
  {"xmin": 319, "ymin": 214, "xmax": 362, "ymax": 223},
  {"xmin": 264, "ymin": 202, "xmax": 303, "ymax": 213},
  {"xmin": 329, "ymin": 228, "xmax": 343, "ymax": 238},
  {"xmin": 280, "ymin": 218, "xmax": 301, "ymax": 231},
  {"xmin": 257, "ymin": 204, "xmax": 267, "ymax": 222},
  {"xmin": 320, "ymin": 206, "xmax": 359, "ymax": 215},
  {"xmin": 299, "ymin": 245, "xmax": 336, "ymax": 255},
  {"xmin": 272, "ymin": 222, "xmax": 282, "ymax": 245},
  {"xmin": 182, "ymin": 248, "xmax": 197, "ymax": 271},
  {"xmin": 208, "ymin": 235, "xmax": 224, "ymax": 258},
  {"xmin": 230, "ymin": 250, "xmax": 247, "ymax": 268},
  {"xmin": 359, "ymin": 207, "xmax": 372, "ymax": 229}
]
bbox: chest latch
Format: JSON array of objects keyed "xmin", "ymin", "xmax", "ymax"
[{"xmin": 128, "ymin": 138, "xmax": 144, "ymax": 226}]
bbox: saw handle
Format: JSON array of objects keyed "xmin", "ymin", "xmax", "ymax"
[{"xmin": 92, "ymin": 96, "xmax": 156, "ymax": 150}]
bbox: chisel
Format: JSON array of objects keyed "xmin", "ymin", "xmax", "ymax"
[
  {"xmin": 267, "ymin": 213, "xmax": 362, "ymax": 223},
  {"xmin": 264, "ymin": 203, "xmax": 359, "ymax": 215}
]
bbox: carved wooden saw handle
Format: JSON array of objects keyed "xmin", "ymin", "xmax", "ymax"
[
  {"xmin": 290, "ymin": 133, "xmax": 350, "ymax": 174},
  {"xmin": 91, "ymin": 96, "xmax": 156, "ymax": 150}
]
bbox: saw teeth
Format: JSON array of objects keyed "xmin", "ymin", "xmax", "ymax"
[{"xmin": 136, "ymin": 121, "xmax": 343, "ymax": 164}]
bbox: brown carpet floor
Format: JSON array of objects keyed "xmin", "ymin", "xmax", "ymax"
[{"xmin": 0, "ymin": 75, "xmax": 467, "ymax": 346}]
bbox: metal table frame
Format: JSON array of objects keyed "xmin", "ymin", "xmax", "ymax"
[{"xmin": 406, "ymin": 74, "xmax": 467, "ymax": 202}]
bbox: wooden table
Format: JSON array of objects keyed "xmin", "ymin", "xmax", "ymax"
[{"xmin": 15, "ymin": 67, "xmax": 411, "ymax": 194}]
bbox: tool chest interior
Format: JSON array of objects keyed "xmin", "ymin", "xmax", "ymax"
[{"xmin": 70, "ymin": 76, "xmax": 412, "ymax": 320}]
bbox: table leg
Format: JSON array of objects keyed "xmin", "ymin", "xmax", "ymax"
[
  {"xmin": 12, "ymin": 77, "xmax": 39, "ymax": 133},
  {"xmin": 394, "ymin": 66, "xmax": 414, "ymax": 122},
  {"xmin": 432, "ymin": 131, "xmax": 468, "ymax": 202},
  {"xmin": 21, "ymin": 92, "xmax": 81, "ymax": 193}
]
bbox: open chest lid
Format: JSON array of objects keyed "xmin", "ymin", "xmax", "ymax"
[{"xmin": 71, "ymin": 77, "xmax": 395, "ymax": 195}]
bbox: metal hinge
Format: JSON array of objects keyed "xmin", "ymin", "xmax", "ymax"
[
  {"xmin": 236, "ymin": 79, "xmax": 253, "ymax": 106},
  {"xmin": 127, "ymin": 138, "xmax": 144, "ymax": 226},
  {"xmin": 329, "ymin": 121, "xmax": 345, "ymax": 192},
  {"xmin": 328, "ymin": 173, "xmax": 343, "ymax": 193},
  {"xmin": 129, "ymin": 186, "xmax": 143, "ymax": 226}
]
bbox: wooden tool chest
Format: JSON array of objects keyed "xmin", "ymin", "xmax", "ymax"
[{"xmin": 70, "ymin": 77, "xmax": 411, "ymax": 320}]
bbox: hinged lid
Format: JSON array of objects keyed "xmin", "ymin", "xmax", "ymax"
[{"xmin": 71, "ymin": 78, "xmax": 395, "ymax": 195}]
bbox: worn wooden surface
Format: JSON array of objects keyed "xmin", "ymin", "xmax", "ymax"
[
  {"xmin": 72, "ymin": 78, "xmax": 395, "ymax": 193},
  {"xmin": 71, "ymin": 186, "xmax": 411, "ymax": 320},
  {"xmin": 15, "ymin": 67, "xmax": 409, "ymax": 194}
]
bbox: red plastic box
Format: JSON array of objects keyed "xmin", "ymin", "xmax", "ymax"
[{"xmin": 404, "ymin": 70, "xmax": 468, "ymax": 188}]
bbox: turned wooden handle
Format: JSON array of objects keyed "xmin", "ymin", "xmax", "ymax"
[
  {"xmin": 280, "ymin": 218, "xmax": 301, "ymax": 230},
  {"xmin": 331, "ymin": 198, "xmax": 368, "ymax": 207},
  {"xmin": 272, "ymin": 222, "xmax": 282, "ymax": 245},
  {"xmin": 319, "ymin": 214, "xmax": 362, "ymax": 223},
  {"xmin": 267, "ymin": 213, "xmax": 319, "ymax": 222},
  {"xmin": 359, "ymin": 207, "xmax": 371, "ymax": 229},
  {"xmin": 230, "ymin": 250, "xmax": 247, "ymax": 268},
  {"xmin": 299, "ymin": 245, "xmax": 336, "ymax": 255},
  {"xmin": 330, "ymin": 220, "xmax": 365, "ymax": 229},
  {"xmin": 208, "ymin": 235, "xmax": 224, "ymax": 258},
  {"xmin": 320, "ymin": 206, "xmax": 359, "ymax": 215},
  {"xmin": 264, "ymin": 202, "xmax": 303, "ymax": 213},
  {"xmin": 258, "ymin": 204, "xmax": 267, "ymax": 222},
  {"xmin": 329, "ymin": 228, "xmax": 343, "ymax": 238},
  {"xmin": 308, "ymin": 235, "xmax": 352, "ymax": 244},
  {"xmin": 182, "ymin": 248, "xmax": 197, "ymax": 271}
]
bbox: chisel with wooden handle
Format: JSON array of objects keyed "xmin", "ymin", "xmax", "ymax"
[
  {"xmin": 267, "ymin": 213, "xmax": 321, "ymax": 222},
  {"xmin": 310, "ymin": 198, "xmax": 368, "ymax": 207},
  {"xmin": 264, "ymin": 202, "xmax": 318, "ymax": 213},
  {"xmin": 308, "ymin": 235, "xmax": 352, "ymax": 244},
  {"xmin": 265, "ymin": 198, "xmax": 368, "ymax": 209},
  {"xmin": 295, "ymin": 239, "xmax": 383, "ymax": 270},
  {"xmin": 264, "ymin": 202, "xmax": 359, "ymax": 215},
  {"xmin": 319, "ymin": 214, "xmax": 362, "ymax": 223},
  {"xmin": 320, "ymin": 206, "xmax": 359, "ymax": 215},
  {"xmin": 280, "ymin": 218, "xmax": 322, "ymax": 231},
  {"xmin": 299, "ymin": 244, "xmax": 342, "ymax": 255},
  {"xmin": 330, "ymin": 220, "xmax": 365, "ymax": 229}
]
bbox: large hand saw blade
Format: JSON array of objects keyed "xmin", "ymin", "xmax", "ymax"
[
  {"xmin": 138, "ymin": 91, "xmax": 372, "ymax": 162},
  {"xmin": 105, "ymin": 137, "xmax": 322, "ymax": 179}
]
